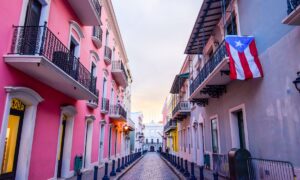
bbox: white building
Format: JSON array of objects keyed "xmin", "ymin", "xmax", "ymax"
[
  {"xmin": 131, "ymin": 112, "xmax": 145, "ymax": 152},
  {"xmin": 144, "ymin": 121, "xmax": 163, "ymax": 151}
]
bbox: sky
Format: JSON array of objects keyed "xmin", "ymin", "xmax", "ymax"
[{"xmin": 112, "ymin": 0, "xmax": 203, "ymax": 123}]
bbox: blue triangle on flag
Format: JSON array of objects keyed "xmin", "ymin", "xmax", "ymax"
[{"xmin": 225, "ymin": 35, "xmax": 254, "ymax": 52}]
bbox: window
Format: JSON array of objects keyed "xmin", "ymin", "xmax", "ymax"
[
  {"xmin": 91, "ymin": 62, "xmax": 97, "ymax": 78},
  {"xmin": 151, "ymin": 139, "xmax": 153, "ymax": 144},
  {"xmin": 211, "ymin": 118, "xmax": 219, "ymax": 153},
  {"xmin": 226, "ymin": 15, "xmax": 237, "ymax": 35},
  {"xmin": 146, "ymin": 139, "xmax": 148, "ymax": 144},
  {"xmin": 157, "ymin": 139, "xmax": 159, "ymax": 144},
  {"xmin": 105, "ymin": 30, "xmax": 109, "ymax": 46}
]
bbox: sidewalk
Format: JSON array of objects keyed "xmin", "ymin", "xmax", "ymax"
[{"xmin": 66, "ymin": 153, "xmax": 143, "ymax": 180}]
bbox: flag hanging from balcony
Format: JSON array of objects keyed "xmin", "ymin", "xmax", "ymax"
[{"xmin": 225, "ymin": 36, "xmax": 263, "ymax": 80}]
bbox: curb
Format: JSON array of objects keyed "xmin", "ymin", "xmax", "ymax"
[
  {"xmin": 160, "ymin": 155, "xmax": 185, "ymax": 180},
  {"xmin": 114, "ymin": 155, "xmax": 145, "ymax": 180}
]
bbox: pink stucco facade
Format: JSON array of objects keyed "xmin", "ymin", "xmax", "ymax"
[{"xmin": 0, "ymin": 0, "xmax": 131, "ymax": 179}]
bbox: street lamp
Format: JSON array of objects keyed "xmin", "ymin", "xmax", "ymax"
[
  {"xmin": 293, "ymin": 72, "xmax": 300, "ymax": 93},
  {"xmin": 124, "ymin": 125, "xmax": 129, "ymax": 131}
]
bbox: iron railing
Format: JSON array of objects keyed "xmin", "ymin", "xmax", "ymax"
[
  {"xmin": 109, "ymin": 104, "xmax": 127, "ymax": 119},
  {"xmin": 92, "ymin": 26, "xmax": 103, "ymax": 41},
  {"xmin": 9, "ymin": 24, "xmax": 97, "ymax": 96},
  {"xmin": 112, "ymin": 60, "xmax": 128, "ymax": 81},
  {"xmin": 172, "ymin": 101, "xmax": 191, "ymax": 117},
  {"xmin": 190, "ymin": 40, "xmax": 228, "ymax": 95},
  {"xmin": 213, "ymin": 153, "xmax": 230, "ymax": 178},
  {"xmin": 287, "ymin": 0, "xmax": 300, "ymax": 14},
  {"xmin": 101, "ymin": 97, "xmax": 109, "ymax": 112},
  {"xmin": 91, "ymin": 0, "xmax": 102, "ymax": 17},
  {"xmin": 247, "ymin": 158, "xmax": 296, "ymax": 180},
  {"xmin": 104, "ymin": 46, "xmax": 112, "ymax": 62},
  {"xmin": 163, "ymin": 120, "xmax": 177, "ymax": 132}
]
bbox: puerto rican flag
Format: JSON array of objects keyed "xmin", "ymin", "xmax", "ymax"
[{"xmin": 225, "ymin": 36, "xmax": 263, "ymax": 80}]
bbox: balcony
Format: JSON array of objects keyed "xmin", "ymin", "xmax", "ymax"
[
  {"xmin": 109, "ymin": 104, "xmax": 127, "ymax": 122},
  {"xmin": 104, "ymin": 46, "xmax": 112, "ymax": 65},
  {"xmin": 111, "ymin": 61, "xmax": 128, "ymax": 88},
  {"xmin": 100, "ymin": 97, "xmax": 109, "ymax": 114},
  {"xmin": 172, "ymin": 101, "xmax": 191, "ymax": 120},
  {"xmin": 68, "ymin": 0, "xmax": 101, "ymax": 25},
  {"xmin": 87, "ymin": 89, "xmax": 99, "ymax": 108},
  {"xmin": 4, "ymin": 25, "xmax": 97, "ymax": 100},
  {"xmin": 126, "ymin": 118, "xmax": 135, "ymax": 131},
  {"xmin": 283, "ymin": 0, "xmax": 300, "ymax": 25},
  {"xmin": 189, "ymin": 40, "xmax": 229, "ymax": 104},
  {"xmin": 92, "ymin": 26, "xmax": 102, "ymax": 49},
  {"xmin": 164, "ymin": 120, "xmax": 177, "ymax": 133}
]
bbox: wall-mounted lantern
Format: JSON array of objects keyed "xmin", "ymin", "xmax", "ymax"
[{"xmin": 293, "ymin": 72, "xmax": 300, "ymax": 93}]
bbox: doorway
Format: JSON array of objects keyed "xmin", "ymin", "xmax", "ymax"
[
  {"xmin": 21, "ymin": 0, "xmax": 42, "ymax": 55},
  {"xmin": 57, "ymin": 116, "xmax": 67, "ymax": 178},
  {"xmin": 230, "ymin": 106, "xmax": 248, "ymax": 149},
  {"xmin": 150, "ymin": 146, "xmax": 155, "ymax": 152},
  {"xmin": 99, "ymin": 124, "xmax": 105, "ymax": 163},
  {"xmin": 0, "ymin": 99, "xmax": 25, "ymax": 180},
  {"xmin": 83, "ymin": 120, "xmax": 93, "ymax": 169}
]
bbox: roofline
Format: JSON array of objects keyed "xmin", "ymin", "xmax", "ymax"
[
  {"xmin": 184, "ymin": 0, "xmax": 207, "ymax": 54},
  {"xmin": 104, "ymin": 0, "xmax": 129, "ymax": 64}
]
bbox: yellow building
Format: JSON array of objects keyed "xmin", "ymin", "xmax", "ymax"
[{"xmin": 164, "ymin": 120, "xmax": 178, "ymax": 153}]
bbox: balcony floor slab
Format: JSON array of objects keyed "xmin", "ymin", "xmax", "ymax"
[
  {"xmin": 190, "ymin": 57, "xmax": 230, "ymax": 99},
  {"xmin": 4, "ymin": 55, "xmax": 97, "ymax": 100}
]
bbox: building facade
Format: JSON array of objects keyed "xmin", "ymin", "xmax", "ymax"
[
  {"xmin": 131, "ymin": 112, "xmax": 145, "ymax": 153},
  {"xmin": 163, "ymin": 0, "xmax": 300, "ymax": 178},
  {"xmin": 144, "ymin": 121, "xmax": 163, "ymax": 152},
  {"xmin": 0, "ymin": 0, "xmax": 133, "ymax": 180}
]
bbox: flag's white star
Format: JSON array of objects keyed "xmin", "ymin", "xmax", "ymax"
[{"xmin": 235, "ymin": 40, "xmax": 243, "ymax": 47}]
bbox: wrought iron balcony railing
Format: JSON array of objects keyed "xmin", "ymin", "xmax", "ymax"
[
  {"xmin": 172, "ymin": 101, "xmax": 191, "ymax": 117},
  {"xmin": 93, "ymin": 26, "xmax": 103, "ymax": 41},
  {"xmin": 87, "ymin": 89, "xmax": 99, "ymax": 108},
  {"xmin": 101, "ymin": 97, "xmax": 109, "ymax": 113},
  {"xmin": 104, "ymin": 46, "xmax": 112, "ymax": 64},
  {"xmin": 164, "ymin": 120, "xmax": 177, "ymax": 133},
  {"xmin": 9, "ymin": 24, "xmax": 97, "ymax": 96},
  {"xmin": 287, "ymin": 0, "xmax": 300, "ymax": 14},
  {"xmin": 109, "ymin": 104, "xmax": 127, "ymax": 119},
  {"xmin": 190, "ymin": 40, "xmax": 228, "ymax": 96},
  {"xmin": 92, "ymin": 0, "xmax": 102, "ymax": 17},
  {"xmin": 112, "ymin": 60, "xmax": 128, "ymax": 81}
]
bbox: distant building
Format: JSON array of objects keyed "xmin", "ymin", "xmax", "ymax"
[
  {"xmin": 144, "ymin": 121, "xmax": 163, "ymax": 152},
  {"xmin": 131, "ymin": 112, "xmax": 145, "ymax": 152}
]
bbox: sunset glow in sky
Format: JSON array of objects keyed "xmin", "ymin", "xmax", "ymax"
[{"xmin": 112, "ymin": 0, "xmax": 203, "ymax": 123}]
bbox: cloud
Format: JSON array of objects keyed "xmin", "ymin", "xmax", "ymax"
[{"xmin": 112, "ymin": 0, "xmax": 203, "ymax": 123}]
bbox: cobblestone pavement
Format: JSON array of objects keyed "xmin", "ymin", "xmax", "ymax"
[{"xmin": 120, "ymin": 152, "xmax": 180, "ymax": 180}]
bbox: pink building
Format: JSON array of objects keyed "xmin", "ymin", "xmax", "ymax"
[{"xmin": 0, "ymin": 0, "xmax": 132, "ymax": 179}]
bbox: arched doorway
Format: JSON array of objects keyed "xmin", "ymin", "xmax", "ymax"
[{"xmin": 150, "ymin": 146, "xmax": 154, "ymax": 152}]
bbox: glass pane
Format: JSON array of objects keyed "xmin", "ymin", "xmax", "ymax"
[{"xmin": 1, "ymin": 115, "xmax": 20, "ymax": 174}]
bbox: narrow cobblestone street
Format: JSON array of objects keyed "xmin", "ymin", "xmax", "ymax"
[{"xmin": 120, "ymin": 152, "xmax": 179, "ymax": 180}]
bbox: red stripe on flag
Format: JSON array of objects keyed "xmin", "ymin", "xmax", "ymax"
[
  {"xmin": 225, "ymin": 42, "xmax": 237, "ymax": 80},
  {"xmin": 238, "ymin": 51, "xmax": 253, "ymax": 79},
  {"xmin": 249, "ymin": 40, "xmax": 264, "ymax": 77}
]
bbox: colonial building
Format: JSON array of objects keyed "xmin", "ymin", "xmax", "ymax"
[
  {"xmin": 144, "ymin": 121, "xmax": 163, "ymax": 152},
  {"xmin": 0, "ymin": 0, "xmax": 133, "ymax": 179},
  {"xmin": 163, "ymin": 0, "xmax": 300, "ymax": 178},
  {"xmin": 131, "ymin": 112, "xmax": 145, "ymax": 153}
]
